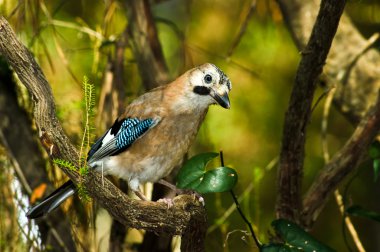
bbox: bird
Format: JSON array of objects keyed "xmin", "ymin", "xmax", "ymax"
[{"xmin": 26, "ymin": 63, "xmax": 232, "ymax": 219}]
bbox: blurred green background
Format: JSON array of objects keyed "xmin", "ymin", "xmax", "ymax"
[{"xmin": 1, "ymin": 0, "xmax": 380, "ymax": 251}]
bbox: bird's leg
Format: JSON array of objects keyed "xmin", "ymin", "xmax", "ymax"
[
  {"xmin": 133, "ymin": 190, "xmax": 148, "ymax": 201},
  {"xmin": 157, "ymin": 179, "xmax": 178, "ymax": 191},
  {"xmin": 157, "ymin": 179, "xmax": 205, "ymax": 206},
  {"xmin": 156, "ymin": 179, "xmax": 176, "ymax": 208},
  {"xmin": 157, "ymin": 179, "xmax": 196, "ymax": 195}
]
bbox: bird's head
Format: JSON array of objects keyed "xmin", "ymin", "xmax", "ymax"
[{"xmin": 187, "ymin": 63, "xmax": 232, "ymax": 109}]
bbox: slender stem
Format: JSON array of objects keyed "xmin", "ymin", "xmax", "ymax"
[
  {"xmin": 219, "ymin": 151, "xmax": 262, "ymax": 249},
  {"xmin": 321, "ymin": 87, "xmax": 365, "ymax": 252}
]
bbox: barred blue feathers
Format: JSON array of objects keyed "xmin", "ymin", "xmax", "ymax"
[
  {"xmin": 116, "ymin": 118, "xmax": 155, "ymax": 150},
  {"xmin": 87, "ymin": 117, "xmax": 156, "ymax": 165}
]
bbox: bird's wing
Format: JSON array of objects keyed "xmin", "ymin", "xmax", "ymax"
[{"xmin": 87, "ymin": 117, "xmax": 160, "ymax": 165}]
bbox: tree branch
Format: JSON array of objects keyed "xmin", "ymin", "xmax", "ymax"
[
  {"xmin": 302, "ymin": 92, "xmax": 380, "ymax": 228},
  {"xmin": 0, "ymin": 16, "xmax": 206, "ymax": 252},
  {"xmin": 276, "ymin": 0, "xmax": 346, "ymax": 222},
  {"xmin": 277, "ymin": 0, "xmax": 380, "ymax": 124}
]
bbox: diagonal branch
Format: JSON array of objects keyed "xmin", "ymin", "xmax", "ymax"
[
  {"xmin": 276, "ymin": 0, "xmax": 346, "ymax": 222},
  {"xmin": 302, "ymin": 92, "xmax": 380, "ymax": 228},
  {"xmin": 0, "ymin": 16, "xmax": 206, "ymax": 252},
  {"xmin": 226, "ymin": 0, "xmax": 257, "ymax": 59}
]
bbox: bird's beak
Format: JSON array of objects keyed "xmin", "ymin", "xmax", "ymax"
[{"xmin": 210, "ymin": 89, "xmax": 230, "ymax": 109}]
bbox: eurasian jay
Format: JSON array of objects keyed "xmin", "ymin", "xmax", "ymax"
[{"xmin": 26, "ymin": 63, "xmax": 232, "ymax": 219}]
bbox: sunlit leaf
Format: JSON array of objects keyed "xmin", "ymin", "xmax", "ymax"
[
  {"xmin": 346, "ymin": 205, "xmax": 380, "ymax": 223},
  {"xmin": 176, "ymin": 152, "xmax": 218, "ymax": 189},
  {"xmin": 176, "ymin": 152, "xmax": 238, "ymax": 193},
  {"xmin": 272, "ymin": 219, "xmax": 335, "ymax": 252},
  {"xmin": 193, "ymin": 167, "xmax": 238, "ymax": 194}
]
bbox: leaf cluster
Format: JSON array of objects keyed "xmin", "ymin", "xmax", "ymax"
[{"xmin": 176, "ymin": 152, "xmax": 238, "ymax": 194}]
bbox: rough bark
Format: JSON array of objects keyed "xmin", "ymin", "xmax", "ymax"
[
  {"xmin": 0, "ymin": 16, "xmax": 206, "ymax": 252},
  {"xmin": 276, "ymin": 0, "xmax": 346, "ymax": 222}
]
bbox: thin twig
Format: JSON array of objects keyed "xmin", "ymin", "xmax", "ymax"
[
  {"xmin": 208, "ymin": 156, "xmax": 278, "ymax": 234},
  {"xmin": 339, "ymin": 32, "xmax": 380, "ymax": 85},
  {"xmin": 0, "ymin": 130, "xmax": 32, "ymax": 194},
  {"xmin": 321, "ymin": 85, "xmax": 365, "ymax": 252},
  {"xmin": 335, "ymin": 190, "xmax": 366, "ymax": 252},
  {"xmin": 219, "ymin": 151, "xmax": 262, "ymax": 249},
  {"xmin": 303, "ymin": 91, "xmax": 380, "ymax": 228},
  {"xmin": 223, "ymin": 229, "xmax": 251, "ymax": 248},
  {"xmin": 342, "ymin": 169, "xmax": 364, "ymax": 251},
  {"xmin": 48, "ymin": 19, "xmax": 104, "ymax": 40},
  {"xmin": 226, "ymin": 0, "xmax": 257, "ymax": 58},
  {"xmin": 38, "ymin": 1, "xmax": 82, "ymax": 86},
  {"xmin": 321, "ymin": 86, "xmax": 336, "ymax": 162},
  {"xmin": 186, "ymin": 43, "xmax": 260, "ymax": 78},
  {"xmin": 207, "ymin": 182, "xmax": 253, "ymax": 234},
  {"xmin": 309, "ymin": 86, "xmax": 335, "ymax": 120}
]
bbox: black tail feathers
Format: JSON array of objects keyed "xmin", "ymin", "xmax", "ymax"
[{"xmin": 26, "ymin": 180, "xmax": 76, "ymax": 219}]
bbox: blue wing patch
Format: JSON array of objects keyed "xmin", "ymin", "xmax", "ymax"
[
  {"xmin": 114, "ymin": 118, "xmax": 154, "ymax": 153},
  {"xmin": 87, "ymin": 117, "xmax": 157, "ymax": 165}
]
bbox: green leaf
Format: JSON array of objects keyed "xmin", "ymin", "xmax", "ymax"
[
  {"xmin": 194, "ymin": 167, "xmax": 238, "ymax": 194},
  {"xmin": 176, "ymin": 152, "xmax": 238, "ymax": 193},
  {"xmin": 374, "ymin": 159, "xmax": 380, "ymax": 182},
  {"xmin": 176, "ymin": 152, "xmax": 218, "ymax": 189},
  {"xmin": 272, "ymin": 219, "xmax": 335, "ymax": 252},
  {"xmin": 346, "ymin": 205, "xmax": 380, "ymax": 223},
  {"xmin": 369, "ymin": 141, "xmax": 380, "ymax": 159}
]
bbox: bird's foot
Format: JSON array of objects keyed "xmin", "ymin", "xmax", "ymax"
[
  {"xmin": 177, "ymin": 189, "xmax": 205, "ymax": 206},
  {"xmin": 157, "ymin": 179, "xmax": 205, "ymax": 206},
  {"xmin": 157, "ymin": 198, "xmax": 174, "ymax": 209}
]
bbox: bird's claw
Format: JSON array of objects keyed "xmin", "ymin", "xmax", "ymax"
[{"xmin": 157, "ymin": 198, "xmax": 174, "ymax": 209}]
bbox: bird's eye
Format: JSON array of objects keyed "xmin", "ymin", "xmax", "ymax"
[{"xmin": 204, "ymin": 74, "xmax": 213, "ymax": 84}]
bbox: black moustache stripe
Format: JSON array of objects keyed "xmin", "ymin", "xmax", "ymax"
[{"xmin": 193, "ymin": 86, "xmax": 210, "ymax": 95}]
